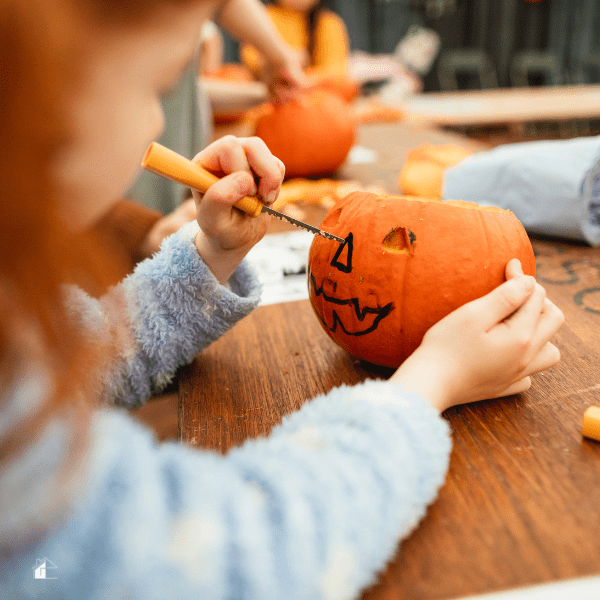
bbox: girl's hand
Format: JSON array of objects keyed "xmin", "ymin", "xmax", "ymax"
[
  {"xmin": 391, "ymin": 259, "xmax": 565, "ymax": 413},
  {"xmin": 191, "ymin": 135, "xmax": 285, "ymax": 285}
]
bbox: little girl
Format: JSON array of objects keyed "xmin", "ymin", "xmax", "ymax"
[
  {"xmin": 0, "ymin": 0, "xmax": 563, "ymax": 598},
  {"xmin": 241, "ymin": 0, "xmax": 350, "ymax": 81}
]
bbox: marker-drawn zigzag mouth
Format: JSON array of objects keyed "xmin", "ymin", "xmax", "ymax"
[{"xmin": 309, "ymin": 269, "xmax": 393, "ymax": 336}]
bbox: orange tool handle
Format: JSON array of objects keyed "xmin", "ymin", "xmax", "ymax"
[{"xmin": 141, "ymin": 142, "xmax": 263, "ymax": 218}]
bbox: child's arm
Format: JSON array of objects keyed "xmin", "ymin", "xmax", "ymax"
[
  {"xmin": 3, "ymin": 378, "xmax": 451, "ymax": 599},
  {"xmin": 217, "ymin": 0, "xmax": 307, "ymax": 100},
  {"xmin": 3, "ymin": 261, "xmax": 563, "ymax": 598},
  {"xmin": 66, "ymin": 136, "xmax": 283, "ymax": 408}
]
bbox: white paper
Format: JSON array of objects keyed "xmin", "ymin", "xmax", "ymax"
[
  {"xmin": 451, "ymin": 575, "xmax": 600, "ymax": 600},
  {"xmin": 245, "ymin": 230, "xmax": 314, "ymax": 305},
  {"xmin": 347, "ymin": 145, "xmax": 379, "ymax": 165}
]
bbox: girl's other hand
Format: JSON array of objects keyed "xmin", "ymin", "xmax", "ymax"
[
  {"xmin": 191, "ymin": 135, "xmax": 285, "ymax": 284},
  {"xmin": 139, "ymin": 198, "xmax": 197, "ymax": 259},
  {"xmin": 391, "ymin": 259, "xmax": 565, "ymax": 413}
]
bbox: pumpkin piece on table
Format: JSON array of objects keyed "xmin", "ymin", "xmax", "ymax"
[
  {"xmin": 308, "ymin": 192, "xmax": 535, "ymax": 369},
  {"xmin": 254, "ymin": 89, "xmax": 356, "ymax": 178},
  {"xmin": 273, "ymin": 178, "xmax": 388, "ymax": 213},
  {"xmin": 398, "ymin": 143, "xmax": 473, "ymax": 197}
]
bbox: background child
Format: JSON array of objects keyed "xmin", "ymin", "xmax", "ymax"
[
  {"xmin": 90, "ymin": 0, "xmax": 308, "ymax": 284},
  {"xmin": 241, "ymin": 0, "xmax": 350, "ymax": 83},
  {"xmin": 128, "ymin": 0, "xmax": 305, "ymax": 214},
  {"xmin": 0, "ymin": 0, "xmax": 563, "ymax": 599}
]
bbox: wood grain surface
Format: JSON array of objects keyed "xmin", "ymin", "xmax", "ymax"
[
  {"xmin": 179, "ymin": 236, "xmax": 600, "ymax": 600},
  {"xmin": 178, "ymin": 119, "xmax": 600, "ymax": 599}
]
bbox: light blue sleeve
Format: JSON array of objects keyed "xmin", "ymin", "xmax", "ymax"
[
  {"xmin": 65, "ymin": 221, "xmax": 261, "ymax": 408},
  {"xmin": 442, "ymin": 135, "xmax": 600, "ymax": 245},
  {"xmin": 3, "ymin": 379, "xmax": 451, "ymax": 600}
]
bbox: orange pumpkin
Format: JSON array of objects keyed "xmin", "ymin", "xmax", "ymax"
[
  {"xmin": 399, "ymin": 143, "xmax": 473, "ymax": 197},
  {"xmin": 254, "ymin": 90, "xmax": 356, "ymax": 178},
  {"xmin": 305, "ymin": 74, "xmax": 360, "ymax": 103},
  {"xmin": 308, "ymin": 192, "xmax": 536, "ymax": 368}
]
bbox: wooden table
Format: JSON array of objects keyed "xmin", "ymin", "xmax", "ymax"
[
  {"xmin": 402, "ymin": 85, "xmax": 600, "ymax": 129},
  {"xmin": 179, "ymin": 121, "xmax": 600, "ymax": 599}
]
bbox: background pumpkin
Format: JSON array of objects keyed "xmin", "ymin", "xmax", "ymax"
[
  {"xmin": 308, "ymin": 192, "xmax": 536, "ymax": 368},
  {"xmin": 399, "ymin": 143, "xmax": 473, "ymax": 197},
  {"xmin": 303, "ymin": 70, "xmax": 360, "ymax": 103},
  {"xmin": 254, "ymin": 89, "xmax": 356, "ymax": 178}
]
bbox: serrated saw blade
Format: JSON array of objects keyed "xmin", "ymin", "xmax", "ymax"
[{"xmin": 261, "ymin": 205, "xmax": 344, "ymax": 243}]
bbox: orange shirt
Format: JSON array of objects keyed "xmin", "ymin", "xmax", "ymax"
[{"xmin": 241, "ymin": 5, "xmax": 349, "ymax": 80}]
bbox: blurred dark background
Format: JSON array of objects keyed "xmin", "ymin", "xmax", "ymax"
[{"xmin": 222, "ymin": 0, "xmax": 600, "ymax": 92}]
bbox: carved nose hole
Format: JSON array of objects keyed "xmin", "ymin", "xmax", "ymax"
[{"xmin": 382, "ymin": 227, "xmax": 416, "ymax": 255}]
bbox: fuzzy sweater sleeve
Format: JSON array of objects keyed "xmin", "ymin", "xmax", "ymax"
[
  {"xmin": 65, "ymin": 221, "xmax": 260, "ymax": 408},
  {"xmin": 2, "ymin": 379, "xmax": 451, "ymax": 600}
]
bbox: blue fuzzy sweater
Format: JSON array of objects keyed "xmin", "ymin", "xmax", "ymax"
[{"xmin": 0, "ymin": 222, "xmax": 451, "ymax": 599}]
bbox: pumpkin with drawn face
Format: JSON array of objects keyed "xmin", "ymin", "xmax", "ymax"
[{"xmin": 308, "ymin": 192, "xmax": 536, "ymax": 368}]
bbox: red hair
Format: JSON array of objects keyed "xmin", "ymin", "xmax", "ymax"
[
  {"xmin": 0, "ymin": 0, "xmax": 199, "ymax": 464},
  {"xmin": 0, "ymin": 0, "xmax": 92, "ymax": 461}
]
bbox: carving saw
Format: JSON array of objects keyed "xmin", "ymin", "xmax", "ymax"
[{"xmin": 141, "ymin": 142, "xmax": 344, "ymax": 244}]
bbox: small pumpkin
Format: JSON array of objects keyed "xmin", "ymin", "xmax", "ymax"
[
  {"xmin": 305, "ymin": 73, "xmax": 360, "ymax": 103},
  {"xmin": 254, "ymin": 89, "xmax": 356, "ymax": 178},
  {"xmin": 308, "ymin": 192, "xmax": 536, "ymax": 368},
  {"xmin": 399, "ymin": 143, "xmax": 473, "ymax": 197}
]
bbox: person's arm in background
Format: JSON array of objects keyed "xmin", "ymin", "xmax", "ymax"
[
  {"xmin": 198, "ymin": 20, "xmax": 224, "ymax": 76},
  {"xmin": 217, "ymin": 0, "xmax": 307, "ymax": 100},
  {"xmin": 98, "ymin": 1, "xmax": 306, "ymax": 272}
]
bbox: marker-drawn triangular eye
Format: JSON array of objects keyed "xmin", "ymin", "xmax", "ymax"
[{"xmin": 330, "ymin": 233, "xmax": 353, "ymax": 273}]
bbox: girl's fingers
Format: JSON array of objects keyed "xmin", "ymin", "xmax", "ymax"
[
  {"xmin": 529, "ymin": 299, "xmax": 564, "ymax": 352},
  {"xmin": 201, "ymin": 171, "xmax": 256, "ymax": 216},
  {"xmin": 195, "ymin": 135, "xmax": 256, "ymax": 189},
  {"xmin": 502, "ymin": 281, "xmax": 546, "ymax": 336},
  {"xmin": 237, "ymin": 137, "xmax": 283, "ymax": 205},
  {"xmin": 276, "ymin": 157, "xmax": 286, "ymax": 181},
  {"xmin": 519, "ymin": 342, "xmax": 561, "ymax": 378},
  {"xmin": 504, "ymin": 293, "xmax": 563, "ymax": 366},
  {"xmin": 505, "ymin": 258, "xmax": 524, "ymax": 280},
  {"xmin": 475, "ymin": 275, "xmax": 536, "ymax": 330},
  {"xmin": 193, "ymin": 136, "xmax": 282, "ymax": 206},
  {"xmin": 492, "ymin": 377, "xmax": 532, "ymax": 398},
  {"xmin": 492, "ymin": 342, "xmax": 560, "ymax": 399}
]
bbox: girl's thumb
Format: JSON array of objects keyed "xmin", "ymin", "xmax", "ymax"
[{"xmin": 484, "ymin": 275, "xmax": 536, "ymax": 326}]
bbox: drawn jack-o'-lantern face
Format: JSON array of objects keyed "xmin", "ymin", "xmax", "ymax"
[{"xmin": 308, "ymin": 192, "xmax": 536, "ymax": 368}]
